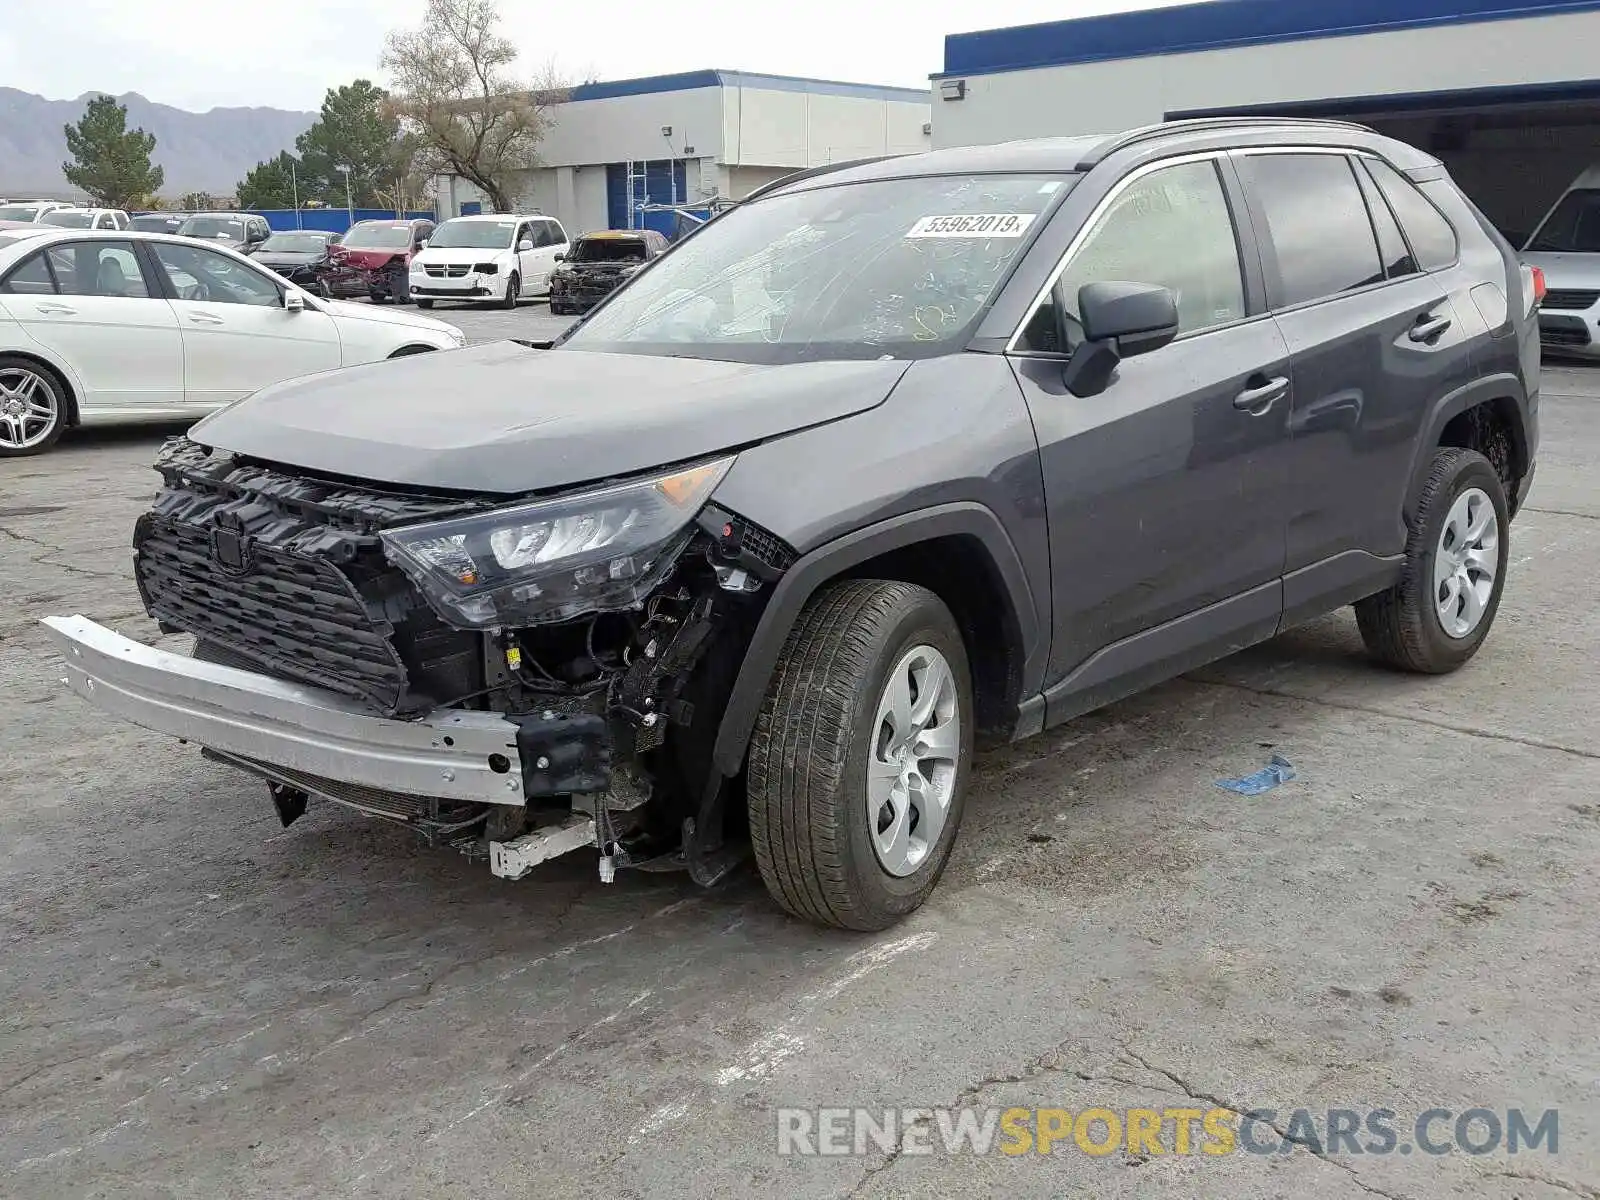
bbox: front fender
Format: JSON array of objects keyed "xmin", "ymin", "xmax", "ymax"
[{"xmin": 710, "ymin": 501, "xmax": 1042, "ymax": 777}]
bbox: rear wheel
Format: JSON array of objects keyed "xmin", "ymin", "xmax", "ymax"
[
  {"xmin": 0, "ymin": 357, "xmax": 66, "ymax": 457},
  {"xmin": 415, "ymin": 298, "xmax": 434, "ymax": 310},
  {"xmin": 1355, "ymin": 447, "xmax": 1509, "ymax": 673},
  {"xmin": 501, "ymin": 272, "xmax": 520, "ymax": 310},
  {"xmin": 747, "ymin": 580, "xmax": 973, "ymax": 931}
]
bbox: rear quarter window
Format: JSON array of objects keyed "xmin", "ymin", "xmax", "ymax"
[{"xmin": 1364, "ymin": 159, "xmax": 1459, "ymax": 271}]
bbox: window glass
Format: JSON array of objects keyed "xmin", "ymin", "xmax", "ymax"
[
  {"xmin": 1353, "ymin": 159, "xmax": 1418, "ymax": 279},
  {"xmin": 153, "ymin": 242, "xmax": 280, "ymax": 306},
  {"xmin": 547, "ymin": 221, "xmax": 566, "ymax": 245},
  {"xmin": 1365, "ymin": 159, "xmax": 1459, "ymax": 269},
  {"xmin": 1028, "ymin": 159, "xmax": 1245, "ymax": 350},
  {"xmin": 1, "ymin": 251, "xmax": 56, "ymax": 294},
  {"xmin": 1244, "ymin": 154, "xmax": 1384, "ymax": 306},
  {"xmin": 46, "ymin": 243, "xmax": 151, "ymax": 298}
]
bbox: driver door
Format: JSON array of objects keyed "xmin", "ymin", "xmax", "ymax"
[{"xmin": 148, "ymin": 241, "xmax": 342, "ymax": 408}]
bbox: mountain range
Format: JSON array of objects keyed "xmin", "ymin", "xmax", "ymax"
[{"xmin": 0, "ymin": 89, "xmax": 315, "ymax": 200}]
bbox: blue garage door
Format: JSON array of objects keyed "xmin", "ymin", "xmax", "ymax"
[{"xmin": 605, "ymin": 161, "xmax": 690, "ymax": 235}]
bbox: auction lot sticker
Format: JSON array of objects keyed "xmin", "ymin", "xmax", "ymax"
[{"xmin": 905, "ymin": 213, "xmax": 1037, "ymax": 238}]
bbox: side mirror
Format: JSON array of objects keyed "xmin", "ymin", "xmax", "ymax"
[
  {"xmin": 1062, "ymin": 281, "xmax": 1179, "ymax": 398},
  {"xmin": 517, "ymin": 238, "xmax": 533, "ymax": 252},
  {"xmin": 416, "ymin": 239, "xmax": 429, "ymax": 250},
  {"xmin": 284, "ymin": 290, "xmax": 305, "ymax": 313},
  {"xmin": 552, "ymin": 252, "xmax": 565, "ymax": 262}
]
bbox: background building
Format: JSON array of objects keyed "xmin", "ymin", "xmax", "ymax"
[
  {"xmin": 932, "ymin": 0, "xmax": 1600, "ymax": 244},
  {"xmin": 435, "ymin": 70, "xmax": 931, "ymax": 236}
]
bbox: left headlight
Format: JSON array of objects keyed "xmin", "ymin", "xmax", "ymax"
[{"xmin": 381, "ymin": 457, "xmax": 734, "ymax": 629}]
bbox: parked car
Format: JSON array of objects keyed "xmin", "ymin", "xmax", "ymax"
[
  {"xmin": 40, "ymin": 207, "xmax": 130, "ymax": 231},
  {"xmin": 408, "ymin": 213, "xmax": 567, "ymax": 309},
  {"xmin": 1521, "ymin": 165, "xmax": 1600, "ymax": 357},
  {"xmin": 130, "ymin": 212, "xmax": 190, "ymax": 234},
  {"xmin": 548, "ymin": 228, "xmax": 669, "ymax": 314},
  {"xmin": 249, "ymin": 229, "xmax": 338, "ymax": 289},
  {"xmin": 0, "ymin": 228, "xmax": 465, "ymax": 455},
  {"xmin": 175, "ymin": 212, "xmax": 271, "ymax": 252},
  {"xmin": 41, "ymin": 118, "xmax": 1539, "ymax": 930},
  {"xmin": 0, "ymin": 201, "xmax": 72, "ymax": 223},
  {"xmin": 327, "ymin": 218, "xmax": 434, "ymax": 304}
]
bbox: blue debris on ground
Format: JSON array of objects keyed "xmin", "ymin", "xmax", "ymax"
[{"xmin": 1217, "ymin": 754, "xmax": 1297, "ymax": 796}]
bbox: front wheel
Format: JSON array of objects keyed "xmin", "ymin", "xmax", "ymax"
[
  {"xmin": 501, "ymin": 272, "xmax": 520, "ymax": 310},
  {"xmin": 747, "ymin": 580, "xmax": 973, "ymax": 931},
  {"xmin": 1355, "ymin": 447, "xmax": 1510, "ymax": 673},
  {"xmin": 415, "ymin": 298, "xmax": 434, "ymax": 310}
]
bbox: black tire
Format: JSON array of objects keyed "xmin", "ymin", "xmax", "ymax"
[
  {"xmin": 0, "ymin": 356, "xmax": 68, "ymax": 457},
  {"xmin": 368, "ymin": 290, "xmax": 387, "ymax": 305},
  {"xmin": 501, "ymin": 272, "xmax": 520, "ymax": 310},
  {"xmin": 549, "ymin": 298, "xmax": 566, "ymax": 315},
  {"xmin": 747, "ymin": 580, "xmax": 974, "ymax": 931},
  {"xmin": 1355, "ymin": 447, "xmax": 1510, "ymax": 673},
  {"xmin": 415, "ymin": 298, "xmax": 434, "ymax": 310}
]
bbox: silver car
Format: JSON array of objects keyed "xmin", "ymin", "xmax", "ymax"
[{"xmin": 1523, "ymin": 166, "xmax": 1600, "ymax": 358}]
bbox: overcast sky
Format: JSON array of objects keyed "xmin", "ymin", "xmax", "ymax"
[{"xmin": 0, "ymin": 0, "xmax": 1189, "ymax": 113}]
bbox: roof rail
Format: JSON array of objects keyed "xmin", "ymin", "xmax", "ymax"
[
  {"xmin": 738, "ymin": 155, "xmax": 896, "ymax": 204},
  {"xmin": 1076, "ymin": 116, "xmax": 1379, "ymax": 169}
]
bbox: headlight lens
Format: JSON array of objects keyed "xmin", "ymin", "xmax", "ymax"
[{"xmin": 381, "ymin": 457, "xmax": 733, "ymax": 628}]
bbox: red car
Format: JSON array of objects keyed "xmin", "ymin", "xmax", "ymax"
[{"xmin": 323, "ymin": 218, "xmax": 435, "ymax": 304}]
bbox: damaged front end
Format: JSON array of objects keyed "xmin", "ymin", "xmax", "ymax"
[{"xmin": 43, "ymin": 437, "xmax": 794, "ymax": 886}]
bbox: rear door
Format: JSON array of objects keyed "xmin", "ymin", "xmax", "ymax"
[
  {"xmin": 146, "ymin": 240, "xmax": 342, "ymax": 408},
  {"xmin": 1234, "ymin": 149, "xmax": 1479, "ymax": 622},
  {"xmin": 0, "ymin": 239, "xmax": 183, "ymax": 412}
]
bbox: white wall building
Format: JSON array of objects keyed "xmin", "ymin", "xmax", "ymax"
[
  {"xmin": 436, "ymin": 70, "xmax": 931, "ymax": 236},
  {"xmin": 932, "ymin": 0, "xmax": 1600, "ymax": 242}
]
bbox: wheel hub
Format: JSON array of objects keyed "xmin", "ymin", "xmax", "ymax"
[
  {"xmin": 0, "ymin": 368, "xmax": 55, "ymax": 450},
  {"xmin": 866, "ymin": 644, "xmax": 960, "ymax": 877},
  {"xmin": 1434, "ymin": 486, "xmax": 1499, "ymax": 640}
]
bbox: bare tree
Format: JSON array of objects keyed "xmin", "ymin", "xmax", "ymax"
[{"xmin": 380, "ymin": 0, "xmax": 567, "ymax": 214}]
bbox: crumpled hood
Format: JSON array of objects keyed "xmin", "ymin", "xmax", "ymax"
[
  {"xmin": 188, "ymin": 341, "xmax": 909, "ymax": 495},
  {"xmin": 337, "ymin": 247, "xmax": 407, "ymax": 269}
]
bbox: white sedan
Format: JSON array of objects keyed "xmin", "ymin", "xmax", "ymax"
[{"xmin": 0, "ymin": 228, "xmax": 466, "ymax": 456}]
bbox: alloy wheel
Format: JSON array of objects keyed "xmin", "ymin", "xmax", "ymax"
[
  {"xmin": 867, "ymin": 644, "xmax": 961, "ymax": 877},
  {"xmin": 0, "ymin": 367, "xmax": 57, "ymax": 451},
  {"xmin": 1434, "ymin": 486, "xmax": 1499, "ymax": 639}
]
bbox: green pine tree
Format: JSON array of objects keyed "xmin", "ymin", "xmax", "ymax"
[{"xmin": 62, "ymin": 95, "xmax": 165, "ymax": 209}]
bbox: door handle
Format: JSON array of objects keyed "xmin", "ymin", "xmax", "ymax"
[
  {"xmin": 34, "ymin": 302, "xmax": 76, "ymax": 315},
  {"xmin": 188, "ymin": 313, "xmax": 225, "ymax": 325},
  {"xmin": 1409, "ymin": 314, "xmax": 1452, "ymax": 344},
  {"xmin": 1234, "ymin": 375, "xmax": 1289, "ymax": 412}
]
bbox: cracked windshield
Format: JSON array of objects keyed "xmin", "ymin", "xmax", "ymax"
[{"xmin": 565, "ymin": 174, "xmax": 1072, "ymax": 360}]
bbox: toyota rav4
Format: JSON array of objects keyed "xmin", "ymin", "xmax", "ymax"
[{"xmin": 45, "ymin": 119, "xmax": 1540, "ymax": 931}]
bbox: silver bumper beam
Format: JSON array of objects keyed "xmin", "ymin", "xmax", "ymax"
[{"xmin": 40, "ymin": 616, "xmax": 527, "ymax": 806}]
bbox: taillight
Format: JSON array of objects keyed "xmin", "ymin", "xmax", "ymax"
[{"xmin": 1520, "ymin": 264, "xmax": 1545, "ymax": 317}]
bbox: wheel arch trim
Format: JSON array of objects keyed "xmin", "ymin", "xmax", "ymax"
[
  {"xmin": 1404, "ymin": 372, "xmax": 1529, "ymax": 523},
  {"xmin": 711, "ymin": 501, "xmax": 1043, "ymax": 777}
]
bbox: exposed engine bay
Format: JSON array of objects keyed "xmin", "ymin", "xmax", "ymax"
[{"xmin": 136, "ymin": 437, "xmax": 796, "ymax": 885}]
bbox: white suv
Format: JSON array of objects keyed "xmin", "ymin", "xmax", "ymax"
[{"xmin": 409, "ymin": 214, "xmax": 568, "ymax": 309}]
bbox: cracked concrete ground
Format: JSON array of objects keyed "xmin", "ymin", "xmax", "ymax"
[{"xmin": 1, "ymin": 321, "xmax": 1597, "ymax": 1199}]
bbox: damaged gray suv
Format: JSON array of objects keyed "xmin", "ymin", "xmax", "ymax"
[{"xmin": 46, "ymin": 118, "xmax": 1541, "ymax": 930}]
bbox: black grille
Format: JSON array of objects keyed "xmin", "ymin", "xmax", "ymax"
[
  {"xmin": 1541, "ymin": 289, "xmax": 1600, "ymax": 312},
  {"xmin": 137, "ymin": 515, "xmax": 413, "ymax": 713},
  {"xmin": 1539, "ymin": 317, "xmax": 1591, "ymax": 347},
  {"xmin": 134, "ymin": 438, "xmax": 489, "ymax": 716}
]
